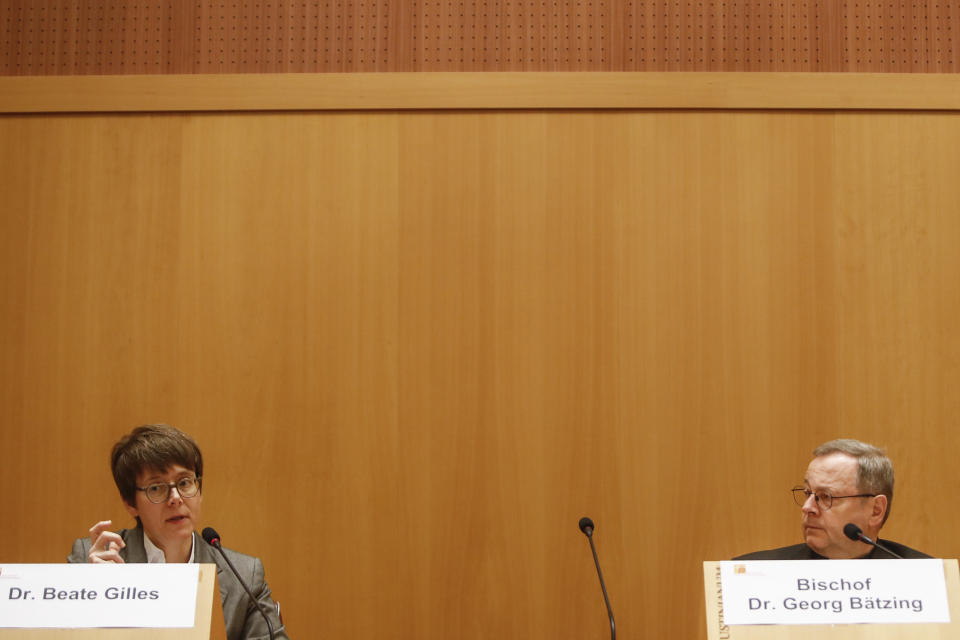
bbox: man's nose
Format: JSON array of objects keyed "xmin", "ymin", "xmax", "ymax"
[
  {"xmin": 801, "ymin": 493, "xmax": 819, "ymax": 514},
  {"xmin": 167, "ymin": 485, "xmax": 183, "ymax": 503}
]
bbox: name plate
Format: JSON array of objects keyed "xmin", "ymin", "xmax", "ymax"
[
  {"xmin": 720, "ymin": 559, "xmax": 950, "ymax": 625},
  {"xmin": 0, "ymin": 564, "xmax": 199, "ymax": 628}
]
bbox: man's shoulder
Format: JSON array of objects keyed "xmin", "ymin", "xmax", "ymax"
[
  {"xmin": 733, "ymin": 539, "xmax": 932, "ymax": 560},
  {"xmin": 874, "ymin": 539, "xmax": 932, "ymax": 559},
  {"xmin": 733, "ymin": 543, "xmax": 819, "ymax": 560}
]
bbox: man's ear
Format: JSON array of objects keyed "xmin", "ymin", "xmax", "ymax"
[
  {"xmin": 869, "ymin": 494, "xmax": 888, "ymax": 528},
  {"xmin": 123, "ymin": 498, "xmax": 139, "ymax": 520}
]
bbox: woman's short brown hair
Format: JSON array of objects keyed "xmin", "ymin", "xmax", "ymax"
[{"xmin": 111, "ymin": 424, "xmax": 203, "ymax": 507}]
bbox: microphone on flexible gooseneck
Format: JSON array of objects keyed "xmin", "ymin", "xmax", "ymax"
[
  {"xmin": 843, "ymin": 523, "xmax": 904, "ymax": 559},
  {"xmin": 578, "ymin": 517, "xmax": 616, "ymax": 640},
  {"xmin": 202, "ymin": 527, "xmax": 276, "ymax": 640}
]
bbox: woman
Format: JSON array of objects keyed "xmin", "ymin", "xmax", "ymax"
[{"xmin": 68, "ymin": 424, "xmax": 289, "ymax": 640}]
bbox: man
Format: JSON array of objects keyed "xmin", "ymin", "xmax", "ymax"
[
  {"xmin": 735, "ymin": 438, "xmax": 929, "ymax": 560},
  {"xmin": 68, "ymin": 424, "xmax": 289, "ymax": 639}
]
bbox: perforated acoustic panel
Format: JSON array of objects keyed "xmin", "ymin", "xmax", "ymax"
[{"xmin": 1, "ymin": 1, "xmax": 957, "ymax": 74}]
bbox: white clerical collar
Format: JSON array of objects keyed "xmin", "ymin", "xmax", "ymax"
[{"xmin": 143, "ymin": 531, "xmax": 196, "ymax": 564}]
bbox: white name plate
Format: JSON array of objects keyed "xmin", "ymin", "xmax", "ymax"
[
  {"xmin": 0, "ymin": 564, "xmax": 199, "ymax": 628},
  {"xmin": 720, "ymin": 559, "xmax": 950, "ymax": 625}
]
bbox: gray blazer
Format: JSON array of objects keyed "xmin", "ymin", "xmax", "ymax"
[{"xmin": 69, "ymin": 526, "xmax": 288, "ymax": 640}]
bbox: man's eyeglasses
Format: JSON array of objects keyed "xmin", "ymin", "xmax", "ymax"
[
  {"xmin": 791, "ymin": 486, "xmax": 875, "ymax": 511},
  {"xmin": 136, "ymin": 476, "xmax": 202, "ymax": 504}
]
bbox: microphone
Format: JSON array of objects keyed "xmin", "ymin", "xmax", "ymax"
[
  {"xmin": 202, "ymin": 527, "xmax": 276, "ymax": 640},
  {"xmin": 843, "ymin": 523, "xmax": 904, "ymax": 559},
  {"xmin": 578, "ymin": 517, "xmax": 616, "ymax": 640}
]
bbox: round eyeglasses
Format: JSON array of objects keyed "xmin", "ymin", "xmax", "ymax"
[
  {"xmin": 136, "ymin": 476, "xmax": 202, "ymax": 504},
  {"xmin": 791, "ymin": 486, "xmax": 875, "ymax": 511}
]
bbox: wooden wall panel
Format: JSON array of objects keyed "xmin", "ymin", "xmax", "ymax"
[
  {"xmin": 1, "ymin": 0, "xmax": 957, "ymax": 74},
  {"xmin": 2, "ymin": 109, "xmax": 960, "ymax": 638},
  {"xmin": 7, "ymin": 72, "xmax": 960, "ymax": 113}
]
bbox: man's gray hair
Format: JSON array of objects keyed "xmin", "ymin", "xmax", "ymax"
[{"xmin": 813, "ymin": 438, "xmax": 894, "ymax": 525}]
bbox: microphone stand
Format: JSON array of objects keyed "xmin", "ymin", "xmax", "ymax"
[
  {"xmin": 580, "ymin": 518, "xmax": 616, "ymax": 640},
  {"xmin": 204, "ymin": 531, "xmax": 276, "ymax": 640}
]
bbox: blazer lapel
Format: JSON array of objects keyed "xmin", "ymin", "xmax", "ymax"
[
  {"xmin": 193, "ymin": 533, "xmax": 228, "ymax": 609},
  {"xmin": 193, "ymin": 533, "xmax": 226, "ymax": 578},
  {"xmin": 120, "ymin": 526, "xmax": 148, "ymax": 563}
]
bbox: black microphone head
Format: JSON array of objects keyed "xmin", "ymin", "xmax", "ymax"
[
  {"xmin": 202, "ymin": 527, "xmax": 221, "ymax": 546},
  {"xmin": 579, "ymin": 517, "xmax": 595, "ymax": 536},
  {"xmin": 843, "ymin": 523, "xmax": 863, "ymax": 541}
]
